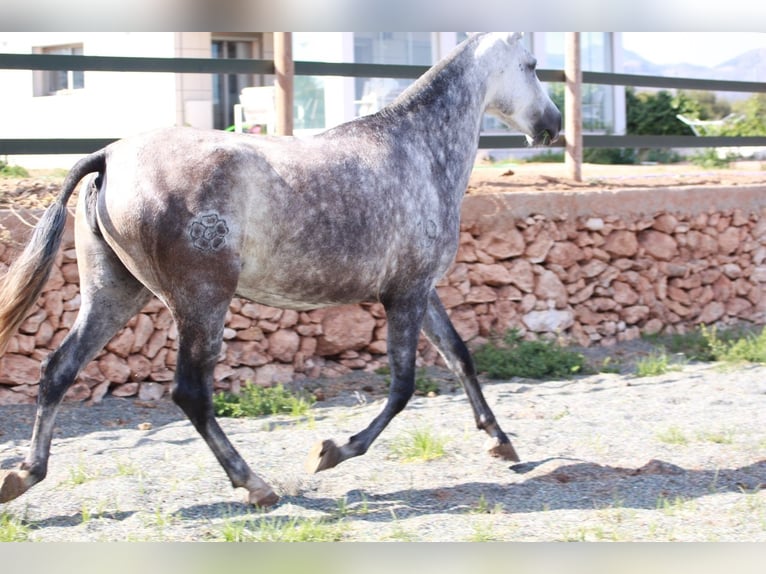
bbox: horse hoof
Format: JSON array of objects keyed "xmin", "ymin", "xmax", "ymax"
[
  {"xmin": 486, "ymin": 438, "xmax": 520, "ymax": 462},
  {"xmin": 247, "ymin": 488, "xmax": 280, "ymax": 508},
  {"xmin": 0, "ymin": 469, "xmax": 31, "ymax": 503},
  {"xmin": 305, "ymin": 439, "xmax": 342, "ymax": 473}
]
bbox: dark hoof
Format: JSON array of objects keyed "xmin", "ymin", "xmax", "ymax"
[
  {"xmin": 248, "ymin": 489, "xmax": 280, "ymax": 508},
  {"xmin": 305, "ymin": 439, "xmax": 342, "ymax": 473},
  {"xmin": 487, "ymin": 439, "xmax": 520, "ymax": 462},
  {"xmin": 0, "ymin": 470, "xmax": 31, "ymax": 503}
]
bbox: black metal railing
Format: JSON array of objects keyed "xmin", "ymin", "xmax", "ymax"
[{"xmin": 1, "ymin": 52, "xmax": 765, "ymax": 155}]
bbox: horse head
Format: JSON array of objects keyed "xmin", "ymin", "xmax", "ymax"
[{"xmin": 478, "ymin": 32, "xmax": 562, "ymax": 146}]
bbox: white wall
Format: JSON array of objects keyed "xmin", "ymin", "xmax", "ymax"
[{"xmin": 0, "ymin": 33, "xmax": 181, "ymax": 168}]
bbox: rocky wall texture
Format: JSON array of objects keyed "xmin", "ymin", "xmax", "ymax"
[{"xmin": 1, "ymin": 185, "xmax": 765, "ymax": 404}]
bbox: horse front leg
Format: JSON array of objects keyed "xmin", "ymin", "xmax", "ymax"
[
  {"xmin": 421, "ymin": 289, "xmax": 519, "ymax": 461},
  {"xmin": 305, "ymin": 294, "xmax": 427, "ymax": 473}
]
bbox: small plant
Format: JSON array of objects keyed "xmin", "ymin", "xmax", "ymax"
[
  {"xmin": 468, "ymin": 493, "xmax": 504, "ymax": 515},
  {"xmin": 414, "ymin": 371, "xmax": 440, "ymax": 396},
  {"xmin": 64, "ymin": 459, "xmax": 98, "ymax": 486},
  {"xmin": 635, "ymin": 352, "xmax": 674, "ymax": 377},
  {"xmin": 390, "ymin": 427, "xmax": 448, "ymax": 462},
  {"xmin": 657, "ymin": 328, "xmax": 718, "ymax": 361},
  {"xmin": 213, "ymin": 382, "xmax": 315, "ymax": 418},
  {"xmin": 467, "ymin": 522, "xmax": 498, "ymax": 541},
  {"xmin": 217, "ymin": 515, "xmax": 346, "ymax": 542},
  {"xmin": 115, "ymin": 459, "xmax": 141, "ymax": 477},
  {"xmin": 474, "ymin": 329, "xmax": 586, "ymax": 380},
  {"xmin": 381, "ymin": 367, "xmax": 440, "ymax": 396},
  {"xmin": 523, "ymin": 150, "xmax": 565, "ymax": 163},
  {"xmin": 690, "ymin": 149, "xmax": 734, "ymax": 169},
  {"xmin": 697, "ymin": 429, "xmax": 734, "ymax": 445},
  {"xmin": 656, "ymin": 426, "xmax": 689, "ymax": 446},
  {"xmin": 656, "ymin": 494, "xmax": 694, "ymax": 516},
  {"xmin": 702, "ymin": 325, "xmax": 766, "ymax": 364},
  {"xmin": 598, "ymin": 356, "xmax": 622, "ymax": 374},
  {"xmin": 0, "ymin": 512, "xmax": 30, "ymax": 542}
]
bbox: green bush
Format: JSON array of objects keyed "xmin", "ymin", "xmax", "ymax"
[
  {"xmin": 690, "ymin": 149, "xmax": 735, "ymax": 169},
  {"xmin": 474, "ymin": 330, "xmax": 586, "ymax": 380},
  {"xmin": 0, "ymin": 161, "xmax": 30, "ymax": 178},
  {"xmin": 524, "ymin": 150, "xmax": 564, "ymax": 163},
  {"xmin": 701, "ymin": 325, "xmax": 766, "ymax": 364},
  {"xmin": 213, "ymin": 382, "xmax": 315, "ymax": 418},
  {"xmin": 583, "ymin": 147, "xmax": 637, "ymax": 165}
]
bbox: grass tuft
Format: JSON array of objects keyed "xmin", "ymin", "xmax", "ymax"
[
  {"xmin": 390, "ymin": 427, "xmax": 448, "ymax": 462},
  {"xmin": 0, "ymin": 512, "xmax": 30, "ymax": 542}
]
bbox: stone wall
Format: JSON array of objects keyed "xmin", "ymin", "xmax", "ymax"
[{"xmin": 1, "ymin": 184, "xmax": 765, "ymax": 404}]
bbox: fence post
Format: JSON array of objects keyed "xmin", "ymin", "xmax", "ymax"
[
  {"xmin": 274, "ymin": 32, "xmax": 294, "ymax": 136},
  {"xmin": 564, "ymin": 32, "xmax": 582, "ymax": 182}
]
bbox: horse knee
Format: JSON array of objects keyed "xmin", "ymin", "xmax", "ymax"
[{"xmin": 171, "ymin": 382, "xmax": 210, "ymax": 414}]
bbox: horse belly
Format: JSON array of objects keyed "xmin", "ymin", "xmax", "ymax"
[{"xmin": 234, "ymin": 260, "xmax": 381, "ymax": 310}]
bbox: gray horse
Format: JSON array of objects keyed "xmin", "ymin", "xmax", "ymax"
[{"xmin": 0, "ymin": 32, "xmax": 560, "ymax": 507}]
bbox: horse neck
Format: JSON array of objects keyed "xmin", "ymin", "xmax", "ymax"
[{"xmin": 387, "ymin": 43, "xmax": 490, "ymax": 198}]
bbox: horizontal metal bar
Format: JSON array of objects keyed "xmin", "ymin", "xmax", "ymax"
[
  {"xmin": 0, "ymin": 53, "xmax": 275, "ymax": 75},
  {"xmin": 0, "ymin": 138, "xmax": 117, "ymax": 154},
  {"xmin": 4, "ymin": 53, "xmax": 763, "ymax": 95},
  {"xmin": 582, "ymin": 70, "xmax": 766, "ymax": 93},
  {"xmin": 3, "ymin": 135, "xmax": 765, "ymax": 155},
  {"xmin": 295, "ymin": 61, "xmax": 429, "ymax": 79},
  {"xmin": 478, "ymin": 134, "xmax": 766, "ymax": 149},
  {"xmin": 584, "ymin": 135, "xmax": 766, "ymax": 148}
]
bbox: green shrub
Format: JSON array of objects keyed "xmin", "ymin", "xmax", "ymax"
[
  {"xmin": 690, "ymin": 149, "xmax": 734, "ymax": 168},
  {"xmin": 524, "ymin": 150, "xmax": 565, "ymax": 163},
  {"xmin": 0, "ymin": 161, "xmax": 30, "ymax": 178},
  {"xmin": 474, "ymin": 330, "xmax": 586, "ymax": 380},
  {"xmin": 213, "ymin": 382, "xmax": 315, "ymax": 418},
  {"xmin": 702, "ymin": 325, "xmax": 766, "ymax": 364},
  {"xmin": 381, "ymin": 367, "xmax": 440, "ymax": 396},
  {"xmin": 583, "ymin": 147, "xmax": 637, "ymax": 165},
  {"xmin": 635, "ymin": 352, "xmax": 673, "ymax": 377},
  {"xmin": 0, "ymin": 512, "xmax": 30, "ymax": 542}
]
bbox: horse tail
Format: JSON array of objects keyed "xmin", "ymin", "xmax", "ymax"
[{"xmin": 0, "ymin": 149, "xmax": 106, "ymax": 355}]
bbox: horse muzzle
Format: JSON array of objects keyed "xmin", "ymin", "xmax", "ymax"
[{"xmin": 530, "ymin": 105, "xmax": 562, "ymax": 146}]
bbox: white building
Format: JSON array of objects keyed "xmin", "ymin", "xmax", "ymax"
[{"xmin": 0, "ymin": 32, "xmax": 625, "ymax": 168}]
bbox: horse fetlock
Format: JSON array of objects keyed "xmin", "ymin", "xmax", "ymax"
[
  {"xmin": 305, "ymin": 439, "xmax": 342, "ymax": 473},
  {"xmin": 0, "ymin": 469, "xmax": 35, "ymax": 503}
]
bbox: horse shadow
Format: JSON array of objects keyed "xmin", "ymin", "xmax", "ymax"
[{"xmin": 285, "ymin": 458, "xmax": 764, "ymax": 520}]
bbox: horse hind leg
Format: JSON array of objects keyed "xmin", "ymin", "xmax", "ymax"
[
  {"xmin": 421, "ymin": 289, "xmax": 519, "ymax": 462},
  {"xmin": 0, "ymin": 238, "xmax": 151, "ymax": 503},
  {"xmin": 169, "ymin": 303, "xmax": 278, "ymax": 507}
]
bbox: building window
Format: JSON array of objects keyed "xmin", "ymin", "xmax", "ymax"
[
  {"xmin": 34, "ymin": 44, "xmax": 84, "ymax": 96},
  {"xmin": 211, "ymin": 34, "xmax": 266, "ymax": 130},
  {"xmin": 353, "ymin": 32, "xmax": 433, "ymax": 117}
]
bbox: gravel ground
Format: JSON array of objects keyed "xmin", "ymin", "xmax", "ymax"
[{"xmin": 1, "ymin": 360, "xmax": 764, "ymax": 542}]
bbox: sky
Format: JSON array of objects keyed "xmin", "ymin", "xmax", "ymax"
[{"xmin": 621, "ymin": 32, "xmax": 766, "ymax": 67}]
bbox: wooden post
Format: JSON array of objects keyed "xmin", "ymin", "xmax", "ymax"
[
  {"xmin": 274, "ymin": 32, "xmax": 294, "ymax": 136},
  {"xmin": 564, "ymin": 32, "xmax": 582, "ymax": 182}
]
